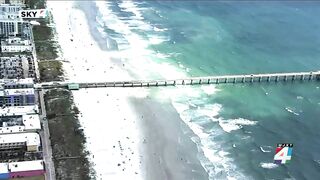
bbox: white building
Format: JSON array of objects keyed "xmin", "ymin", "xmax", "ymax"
[
  {"xmin": 0, "ymin": 132, "xmax": 40, "ymax": 151},
  {"xmin": 0, "ymin": 160, "xmax": 45, "ymax": 178},
  {"xmin": 0, "ymin": 6, "xmax": 23, "ymax": 37},
  {"xmin": 22, "ymin": 114, "xmax": 40, "ymax": 131},
  {"xmin": 1, "ymin": 37, "xmax": 32, "ymax": 52},
  {"xmin": 0, "ymin": 114, "xmax": 41, "ymax": 134}
]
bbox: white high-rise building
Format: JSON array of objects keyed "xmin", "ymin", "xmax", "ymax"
[{"xmin": 0, "ymin": 5, "xmax": 23, "ymax": 37}]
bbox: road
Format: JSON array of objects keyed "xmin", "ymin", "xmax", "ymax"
[
  {"xmin": 30, "ymin": 24, "xmax": 40, "ymax": 81},
  {"xmin": 38, "ymin": 89, "xmax": 56, "ymax": 180}
]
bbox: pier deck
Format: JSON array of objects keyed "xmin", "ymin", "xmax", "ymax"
[{"xmin": 35, "ymin": 71, "xmax": 320, "ymax": 90}]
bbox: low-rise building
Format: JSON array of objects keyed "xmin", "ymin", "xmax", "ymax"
[
  {"xmin": 0, "ymin": 78, "xmax": 33, "ymax": 89},
  {"xmin": 0, "ymin": 160, "xmax": 44, "ymax": 179},
  {"xmin": 0, "ymin": 114, "xmax": 41, "ymax": 134},
  {"xmin": 0, "ymin": 132, "xmax": 40, "ymax": 152},
  {"xmin": 0, "ymin": 55, "xmax": 35, "ymax": 79},
  {"xmin": 0, "ymin": 88, "xmax": 35, "ymax": 107},
  {"xmin": 9, "ymin": 160, "xmax": 45, "ymax": 178},
  {"xmin": 1, "ymin": 37, "xmax": 32, "ymax": 52}
]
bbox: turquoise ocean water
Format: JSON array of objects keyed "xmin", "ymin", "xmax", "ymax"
[{"xmin": 88, "ymin": 1, "xmax": 320, "ymax": 179}]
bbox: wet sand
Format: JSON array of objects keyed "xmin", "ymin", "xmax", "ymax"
[{"xmin": 130, "ymin": 97, "xmax": 208, "ymax": 180}]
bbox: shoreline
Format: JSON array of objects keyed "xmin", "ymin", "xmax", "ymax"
[
  {"xmin": 48, "ymin": 1, "xmax": 210, "ymax": 179},
  {"xmin": 130, "ymin": 97, "xmax": 209, "ymax": 180}
]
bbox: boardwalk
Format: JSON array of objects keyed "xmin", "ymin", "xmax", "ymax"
[{"xmin": 35, "ymin": 71, "xmax": 320, "ymax": 90}]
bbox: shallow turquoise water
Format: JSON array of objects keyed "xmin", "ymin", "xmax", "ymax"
[
  {"xmin": 94, "ymin": 1, "xmax": 320, "ymax": 179},
  {"xmin": 144, "ymin": 1, "xmax": 320, "ymax": 179}
]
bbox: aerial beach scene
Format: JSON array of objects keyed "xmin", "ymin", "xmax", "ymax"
[
  {"xmin": 0, "ymin": 0, "xmax": 317, "ymax": 180},
  {"xmin": 43, "ymin": 1, "xmax": 320, "ymax": 179}
]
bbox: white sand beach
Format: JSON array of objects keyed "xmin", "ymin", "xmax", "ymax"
[{"xmin": 47, "ymin": 1, "xmax": 209, "ymax": 179}]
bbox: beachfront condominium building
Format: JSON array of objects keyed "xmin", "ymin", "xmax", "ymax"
[
  {"xmin": 0, "ymin": 132, "xmax": 40, "ymax": 152},
  {"xmin": 0, "ymin": 114, "xmax": 41, "ymax": 134},
  {"xmin": 1, "ymin": 36, "xmax": 32, "ymax": 52},
  {"xmin": 0, "ymin": 20, "xmax": 23, "ymax": 37},
  {"xmin": 0, "ymin": 88, "xmax": 35, "ymax": 107},
  {"xmin": 0, "ymin": 78, "xmax": 34, "ymax": 89},
  {"xmin": 0, "ymin": 5, "xmax": 23, "ymax": 37},
  {"xmin": 0, "ymin": 56, "xmax": 35, "ymax": 79}
]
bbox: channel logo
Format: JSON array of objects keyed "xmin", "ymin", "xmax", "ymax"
[
  {"xmin": 274, "ymin": 143, "xmax": 293, "ymax": 164},
  {"xmin": 19, "ymin": 9, "xmax": 47, "ymax": 19}
]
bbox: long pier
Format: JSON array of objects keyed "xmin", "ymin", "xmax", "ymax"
[{"xmin": 35, "ymin": 71, "xmax": 320, "ymax": 90}]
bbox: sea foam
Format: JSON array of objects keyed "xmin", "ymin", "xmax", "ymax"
[
  {"xmin": 260, "ymin": 162, "xmax": 278, "ymax": 169},
  {"xmin": 218, "ymin": 118, "xmax": 258, "ymax": 133}
]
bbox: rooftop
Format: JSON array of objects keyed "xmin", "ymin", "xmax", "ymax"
[
  {"xmin": 0, "ymin": 160, "xmax": 44, "ymax": 173},
  {"xmin": 0, "ymin": 114, "xmax": 40, "ymax": 134},
  {"xmin": 0, "ymin": 132, "xmax": 40, "ymax": 146},
  {"xmin": 23, "ymin": 114, "xmax": 41, "ymax": 131},
  {"xmin": 0, "ymin": 105, "xmax": 38, "ymax": 116},
  {"xmin": 0, "ymin": 55, "xmax": 30, "ymax": 60},
  {"xmin": 0, "ymin": 125, "xmax": 24, "ymax": 134},
  {"xmin": 0, "ymin": 78, "xmax": 33, "ymax": 85},
  {"xmin": 0, "ymin": 88, "xmax": 34, "ymax": 96}
]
